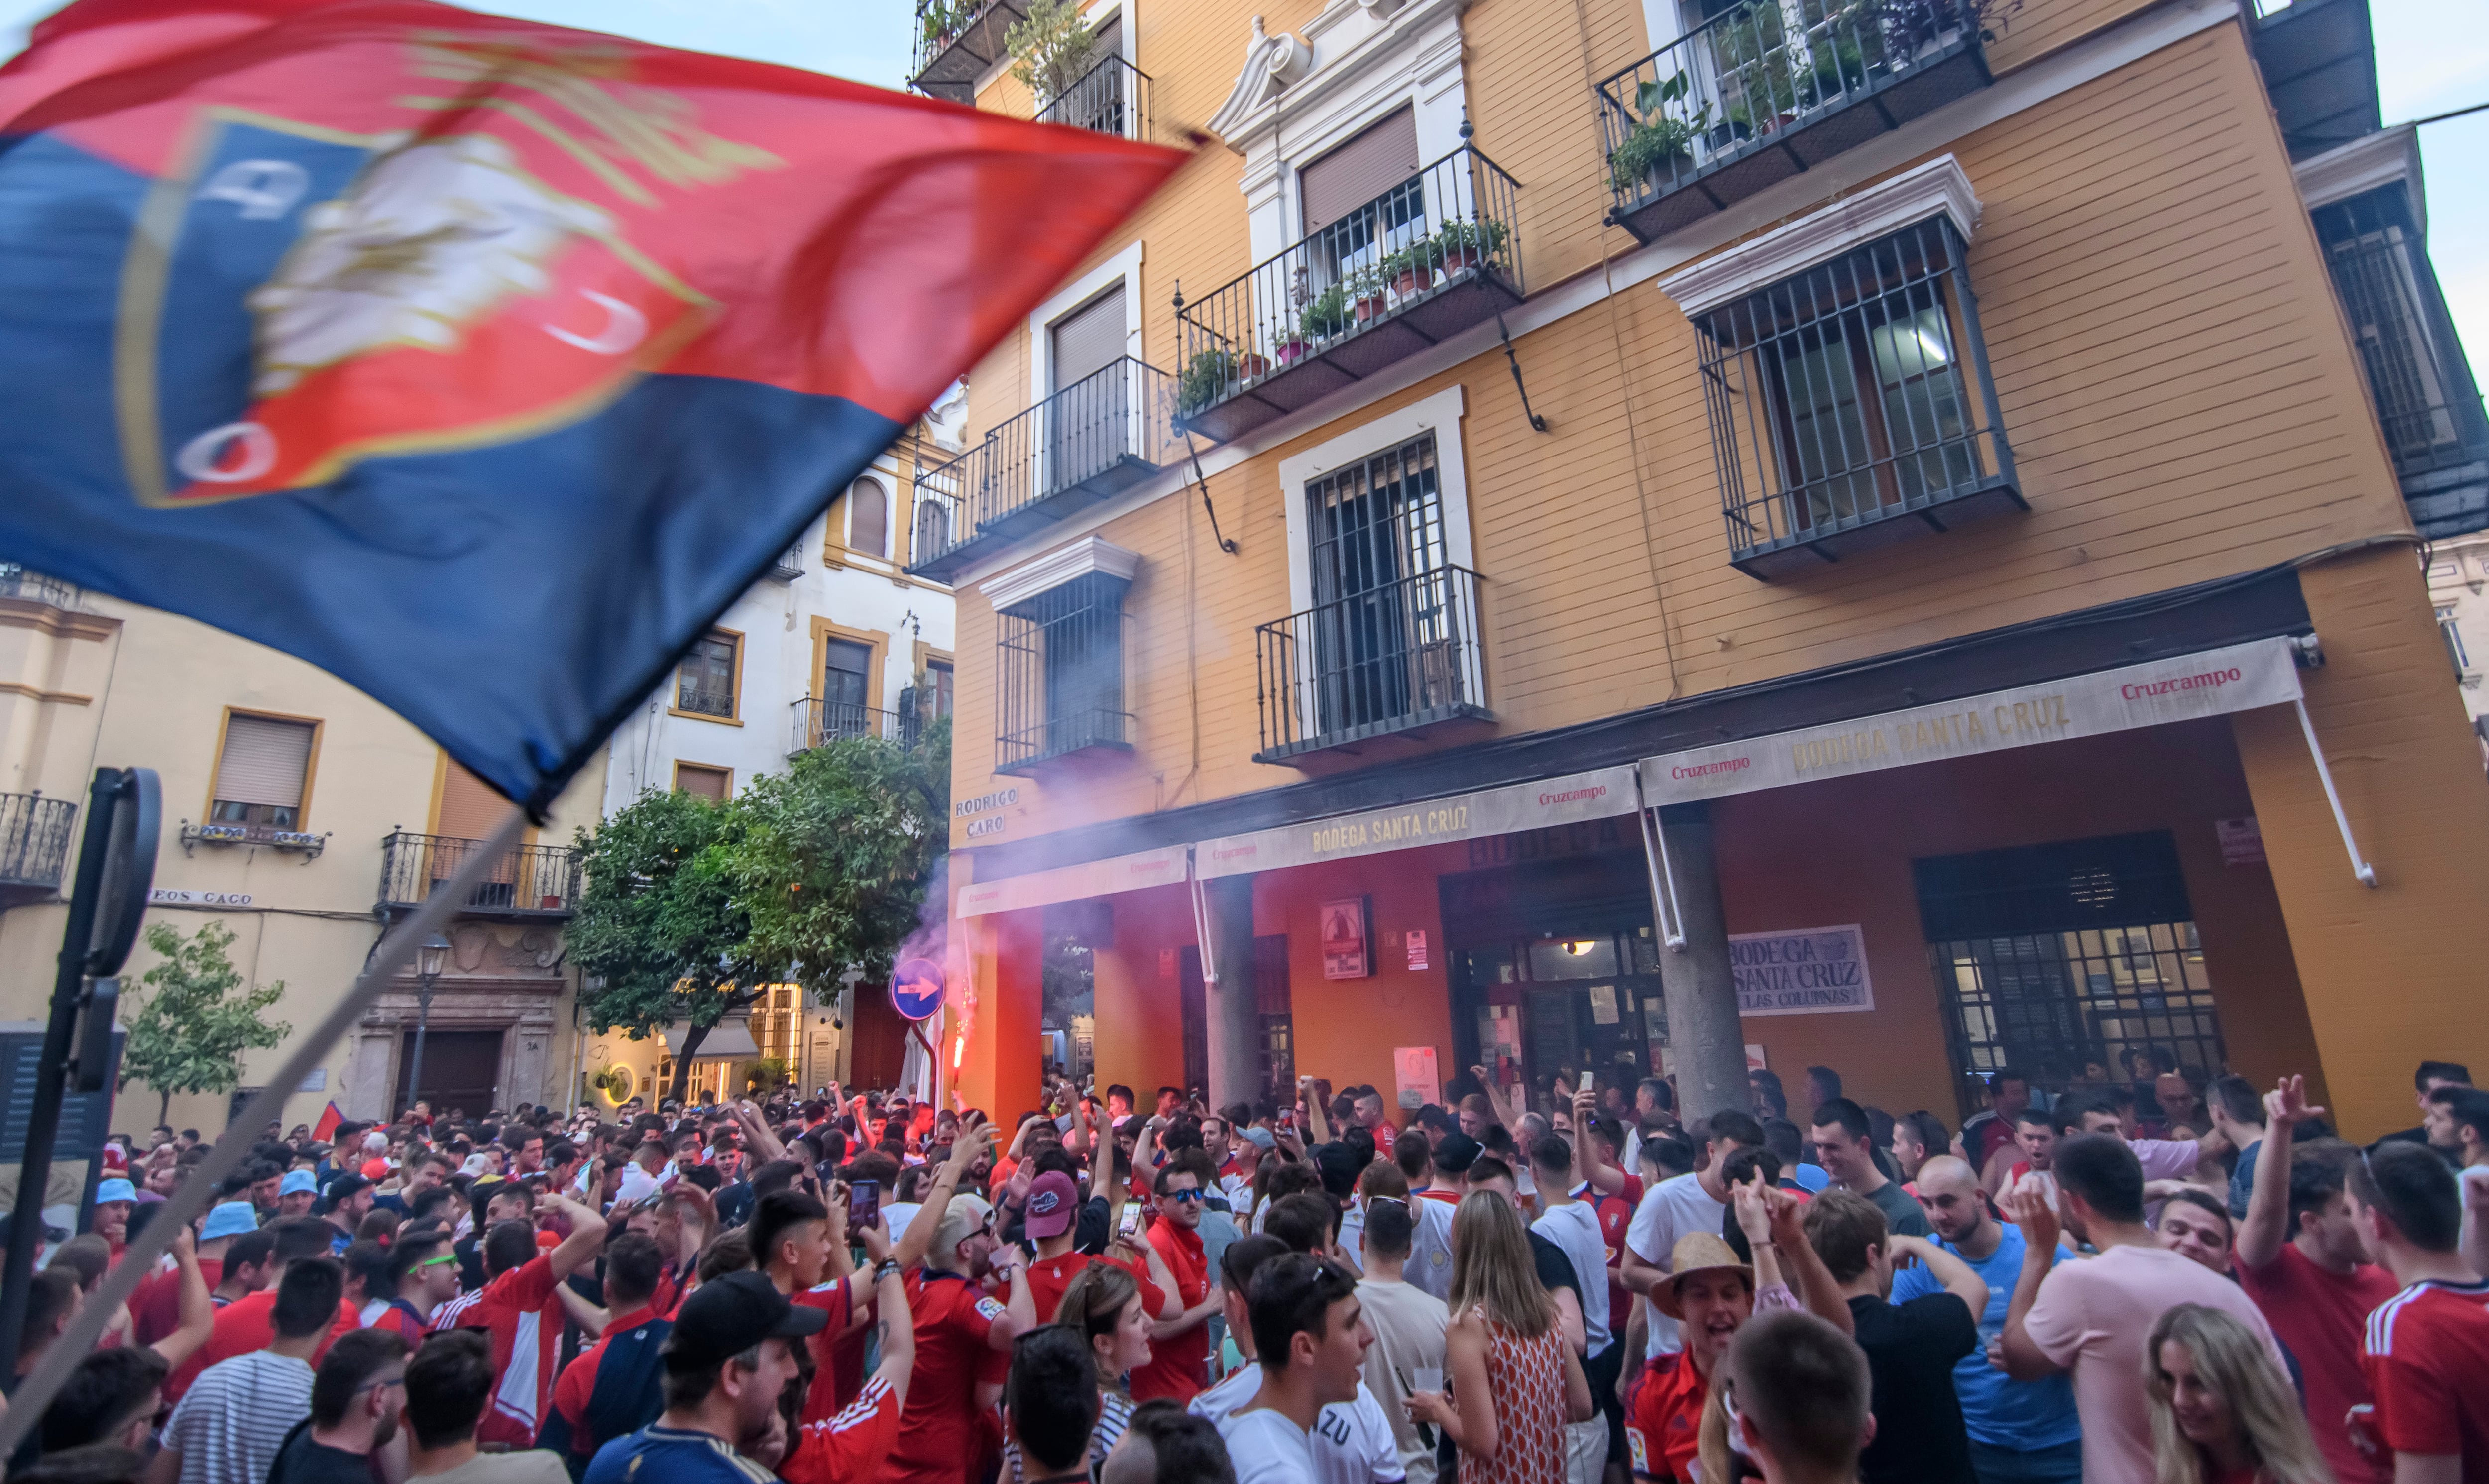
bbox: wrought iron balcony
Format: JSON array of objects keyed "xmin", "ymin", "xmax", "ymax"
[
  {"xmin": 0, "ymin": 563, "xmax": 76, "ymax": 608},
  {"xmin": 0, "ymin": 791, "xmax": 76, "ymax": 905},
  {"xmin": 767, "ymin": 541, "xmax": 805, "ymax": 582},
  {"xmin": 1035, "ymin": 54, "xmax": 1150, "ymax": 138},
  {"xmin": 995, "ymin": 573, "xmax": 1133, "ymax": 774},
  {"xmin": 378, "ymin": 831, "xmax": 580, "ymax": 919},
  {"xmin": 905, "ymin": 357, "xmax": 1179, "ymax": 583},
  {"xmin": 790, "ymin": 699, "xmax": 925, "ymax": 753},
  {"xmin": 1254, "ymin": 566, "xmax": 1490, "ymax": 763},
  {"xmin": 1597, "ymin": 0, "xmax": 1994, "ymax": 243},
  {"xmin": 1175, "ymin": 143, "xmax": 1523, "ymax": 444},
  {"xmin": 911, "ymin": 0, "xmax": 1029, "ymax": 104}
]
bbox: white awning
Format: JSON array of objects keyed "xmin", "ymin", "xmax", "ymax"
[
  {"xmin": 955, "ymin": 845, "xmax": 1189, "ymax": 917},
  {"xmin": 1193, "ymin": 764, "xmax": 1641, "ymax": 879},
  {"xmin": 674, "ymin": 1018, "xmax": 759, "ymax": 1060},
  {"xmin": 1639, "ymin": 637, "xmax": 2304, "ymax": 805}
]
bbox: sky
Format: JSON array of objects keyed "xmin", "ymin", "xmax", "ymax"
[{"xmin": 3, "ymin": 0, "xmax": 2484, "ymax": 377}]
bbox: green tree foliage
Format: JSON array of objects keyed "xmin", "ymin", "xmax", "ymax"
[
  {"xmin": 568, "ymin": 786, "xmax": 758, "ymax": 1105},
  {"xmin": 120, "ymin": 921, "xmax": 291, "ymax": 1123},
  {"xmin": 569, "ymin": 721, "xmax": 948, "ymax": 1105},
  {"xmin": 1006, "ymin": 0, "xmax": 1098, "ymax": 102}
]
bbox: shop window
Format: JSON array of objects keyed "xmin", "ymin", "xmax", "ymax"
[
  {"xmin": 1689, "ymin": 214, "xmax": 2018, "ymax": 576},
  {"xmin": 1915, "ymin": 831, "xmax": 2226, "ymax": 1121},
  {"xmin": 674, "ymin": 631, "xmax": 740, "ymax": 720},
  {"xmin": 211, "ymin": 711, "xmax": 317, "ymax": 830}
]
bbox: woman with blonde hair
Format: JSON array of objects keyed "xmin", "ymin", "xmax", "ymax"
[
  {"xmin": 998, "ymin": 1259, "xmax": 1148, "ymax": 1481},
  {"xmin": 2144, "ymin": 1303, "xmax": 2331, "ymax": 1484},
  {"xmin": 1408, "ymin": 1190, "xmax": 1592, "ymax": 1484}
]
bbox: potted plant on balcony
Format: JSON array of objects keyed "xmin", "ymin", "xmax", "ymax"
[
  {"xmin": 1349, "ymin": 266, "xmax": 1390, "ymax": 325},
  {"xmin": 1432, "ymin": 219, "xmax": 1508, "ymax": 276},
  {"xmin": 1610, "ymin": 72, "xmax": 1709, "ymax": 192},
  {"xmin": 1300, "ymin": 282, "xmax": 1352, "ymax": 342},
  {"xmin": 1006, "ymin": 0, "xmax": 1099, "ymax": 106},
  {"xmin": 1385, "ymin": 236, "xmax": 1445, "ymax": 297},
  {"xmin": 1177, "ymin": 348, "xmax": 1238, "ymax": 416},
  {"xmin": 1276, "ymin": 333, "xmax": 1311, "ymax": 366}
]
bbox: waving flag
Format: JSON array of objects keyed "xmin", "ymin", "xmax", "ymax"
[{"xmin": 0, "ymin": 0, "xmax": 1179, "ymax": 808}]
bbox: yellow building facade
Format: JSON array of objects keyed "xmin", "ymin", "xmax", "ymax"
[{"xmin": 914, "ymin": 0, "xmax": 2489, "ymax": 1138}]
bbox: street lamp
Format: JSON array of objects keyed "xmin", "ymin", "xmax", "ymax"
[{"xmin": 405, "ymin": 933, "xmax": 451, "ymax": 1117}]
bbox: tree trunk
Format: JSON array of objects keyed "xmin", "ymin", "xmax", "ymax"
[
  {"xmin": 157, "ymin": 1087, "xmax": 171, "ymax": 1125},
  {"xmin": 668, "ymin": 1023, "xmax": 709, "ymax": 1106}
]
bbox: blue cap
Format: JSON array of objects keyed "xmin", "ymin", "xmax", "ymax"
[
  {"xmin": 95, "ymin": 1178, "xmax": 137, "ymax": 1204},
  {"xmin": 202, "ymin": 1201, "xmax": 260, "ymax": 1240},
  {"xmin": 279, "ymin": 1169, "xmax": 318, "ymax": 1196}
]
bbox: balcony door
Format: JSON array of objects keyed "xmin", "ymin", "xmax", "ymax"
[
  {"xmin": 1048, "ymin": 286, "xmax": 1127, "ymax": 493},
  {"xmin": 433, "ymin": 754, "xmax": 517, "ymax": 904},
  {"xmin": 1307, "ymin": 433, "xmax": 1447, "ymax": 736},
  {"xmin": 1300, "ymin": 107, "xmax": 1424, "ymax": 297},
  {"xmin": 821, "ymin": 639, "xmax": 873, "ymax": 740}
]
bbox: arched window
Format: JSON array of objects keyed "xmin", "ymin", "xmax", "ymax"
[
  {"xmin": 912, "ymin": 497, "xmax": 949, "ymax": 563},
  {"xmin": 848, "ymin": 477, "xmax": 889, "ymax": 557}
]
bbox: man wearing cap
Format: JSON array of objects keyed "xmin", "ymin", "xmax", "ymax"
[
  {"xmin": 91, "ymin": 1176, "xmax": 137, "ymax": 1260},
  {"xmin": 277, "ymin": 1169, "xmax": 321, "ymax": 1220},
  {"xmin": 167, "ymin": 1218, "xmax": 363, "ymax": 1403},
  {"xmin": 322, "ymin": 1176, "xmax": 374, "ymax": 1255},
  {"xmin": 131, "ymin": 1201, "xmax": 258, "ymax": 1347},
  {"xmin": 583, "ymin": 1272, "xmax": 869, "ymax": 1484}
]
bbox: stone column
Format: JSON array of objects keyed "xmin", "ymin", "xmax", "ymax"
[
  {"xmin": 1203, "ymin": 874, "xmax": 1259, "ymax": 1110},
  {"xmin": 1652, "ymin": 802, "xmax": 1749, "ymax": 1127}
]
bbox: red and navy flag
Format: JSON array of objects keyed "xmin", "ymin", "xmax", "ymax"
[{"xmin": 0, "ymin": 0, "xmax": 1179, "ymax": 809}]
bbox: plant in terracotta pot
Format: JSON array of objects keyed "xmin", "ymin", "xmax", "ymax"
[
  {"xmin": 1176, "ymin": 348, "xmax": 1238, "ymax": 415},
  {"xmin": 1385, "ymin": 237, "xmax": 1444, "ymax": 297},
  {"xmin": 1432, "ymin": 219, "xmax": 1509, "ymax": 275},
  {"xmin": 1610, "ymin": 71, "xmax": 1709, "ymax": 192},
  {"xmin": 1299, "ymin": 282, "xmax": 1351, "ymax": 342},
  {"xmin": 1349, "ymin": 266, "xmax": 1390, "ymax": 325}
]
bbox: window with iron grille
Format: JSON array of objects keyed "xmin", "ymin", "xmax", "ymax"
[
  {"xmin": 996, "ymin": 571, "xmax": 1132, "ymax": 771},
  {"xmin": 675, "ymin": 632, "xmax": 738, "ymax": 719},
  {"xmin": 1914, "ymin": 831, "xmax": 2226, "ymax": 1121},
  {"xmin": 1692, "ymin": 216, "xmax": 2018, "ymax": 576},
  {"xmin": 2312, "ymin": 187, "xmax": 2489, "ymax": 484}
]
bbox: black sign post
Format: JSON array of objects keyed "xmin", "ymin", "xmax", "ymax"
[{"xmin": 0, "ymin": 767, "xmax": 158, "ymax": 1383}]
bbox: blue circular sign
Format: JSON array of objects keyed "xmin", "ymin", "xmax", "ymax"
[{"xmin": 891, "ymin": 958, "xmax": 946, "ymax": 1021}]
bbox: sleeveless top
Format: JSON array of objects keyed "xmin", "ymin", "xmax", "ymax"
[{"xmin": 1462, "ymin": 1310, "xmax": 1568, "ymax": 1484}]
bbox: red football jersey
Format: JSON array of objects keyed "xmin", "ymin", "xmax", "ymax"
[
  {"xmin": 880, "ymin": 1271, "xmax": 1010, "ymax": 1484},
  {"xmin": 2361, "ymin": 1278, "xmax": 2489, "ymax": 1473}
]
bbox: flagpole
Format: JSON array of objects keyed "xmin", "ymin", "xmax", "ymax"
[{"xmin": 0, "ymin": 804, "xmax": 534, "ymax": 1465}]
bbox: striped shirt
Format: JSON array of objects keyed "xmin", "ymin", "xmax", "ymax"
[{"xmin": 164, "ymin": 1350, "xmax": 316, "ymax": 1484}]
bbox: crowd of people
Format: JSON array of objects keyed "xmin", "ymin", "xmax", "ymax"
[{"xmin": 3, "ymin": 1051, "xmax": 2486, "ymax": 1484}]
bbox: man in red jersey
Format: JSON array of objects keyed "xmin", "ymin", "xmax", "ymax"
[
  {"xmin": 2233, "ymin": 1076, "xmax": 2399, "ymax": 1484},
  {"xmin": 884, "ymin": 1117, "xmax": 1038, "ymax": 1484},
  {"xmin": 2348, "ymin": 1140, "xmax": 2489, "ymax": 1482},
  {"xmin": 540, "ymin": 1232, "xmax": 670, "ymax": 1472},
  {"xmin": 162, "ymin": 1218, "xmax": 358, "ymax": 1402},
  {"xmin": 1130, "ymin": 1149, "xmax": 1224, "ymax": 1404},
  {"xmin": 434, "ymin": 1190, "xmax": 607, "ymax": 1448}
]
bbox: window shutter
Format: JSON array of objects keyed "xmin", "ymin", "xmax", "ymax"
[
  {"xmin": 1299, "ymin": 108, "xmax": 1420, "ymax": 233},
  {"xmin": 435, "ymin": 756, "xmax": 507, "ymax": 841},
  {"xmin": 676, "ymin": 765, "xmax": 729, "ymax": 802},
  {"xmin": 1050, "ymin": 288, "xmax": 1127, "ymax": 394},
  {"xmin": 848, "ymin": 477, "xmax": 889, "ymax": 557},
  {"xmin": 1090, "ymin": 12, "xmax": 1122, "ymax": 66},
  {"xmin": 214, "ymin": 715, "xmax": 314, "ymax": 809}
]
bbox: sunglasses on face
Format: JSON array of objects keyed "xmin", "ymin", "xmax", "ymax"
[{"xmin": 1162, "ymin": 1188, "xmax": 1204, "ymax": 1204}]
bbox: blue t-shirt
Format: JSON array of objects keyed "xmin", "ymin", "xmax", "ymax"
[
  {"xmin": 584, "ymin": 1424, "xmax": 775, "ymax": 1484},
  {"xmin": 1890, "ymin": 1223, "xmax": 2081, "ymax": 1450}
]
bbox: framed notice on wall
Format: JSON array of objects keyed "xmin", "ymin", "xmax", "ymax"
[
  {"xmin": 1729, "ymin": 924, "xmax": 1874, "ymax": 1016},
  {"xmin": 1320, "ymin": 897, "xmax": 1371, "ymax": 979}
]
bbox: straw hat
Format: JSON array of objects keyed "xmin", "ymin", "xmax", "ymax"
[{"xmin": 1653, "ymin": 1232, "xmax": 1754, "ymax": 1320}]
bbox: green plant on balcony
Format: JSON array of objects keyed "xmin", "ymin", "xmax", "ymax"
[
  {"xmin": 1383, "ymin": 236, "xmax": 1445, "ymax": 294},
  {"xmin": 1177, "ymin": 348, "xmax": 1238, "ymax": 413},
  {"xmin": 1432, "ymin": 218, "xmax": 1509, "ymax": 273},
  {"xmin": 1347, "ymin": 266, "xmax": 1390, "ymax": 324},
  {"xmin": 920, "ymin": 0, "xmax": 969, "ymax": 46},
  {"xmin": 1712, "ymin": 0, "xmax": 1882, "ymax": 131},
  {"xmin": 1300, "ymin": 282, "xmax": 1352, "ymax": 341},
  {"xmin": 1610, "ymin": 71, "xmax": 1711, "ymax": 192},
  {"xmin": 1006, "ymin": 0, "xmax": 1099, "ymax": 104}
]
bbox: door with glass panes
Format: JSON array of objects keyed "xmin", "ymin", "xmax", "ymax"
[
  {"xmin": 1306, "ymin": 433, "xmax": 1448, "ymax": 736},
  {"xmin": 820, "ymin": 639, "xmax": 872, "ymax": 741}
]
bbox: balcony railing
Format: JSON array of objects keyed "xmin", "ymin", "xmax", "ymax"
[
  {"xmin": 0, "ymin": 564, "xmax": 76, "ymax": 608},
  {"xmin": 1596, "ymin": 0, "xmax": 1993, "ymax": 243},
  {"xmin": 767, "ymin": 541, "xmax": 805, "ymax": 582},
  {"xmin": 1254, "ymin": 566, "xmax": 1490, "ymax": 763},
  {"xmin": 676, "ymin": 685, "xmax": 735, "ymax": 719},
  {"xmin": 911, "ymin": 0, "xmax": 1029, "ymax": 104},
  {"xmin": 0, "ymin": 791, "xmax": 76, "ymax": 904},
  {"xmin": 1035, "ymin": 54, "xmax": 1150, "ymax": 138},
  {"xmin": 905, "ymin": 357, "xmax": 1179, "ymax": 582},
  {"xmin": 378, "ymin": 831, "xmax": 580, "ymax": 918},
  {"xmin": 1175, "ymin": 143, "xmax": 1524, "ymax": 444},
  {"xmin": 790, "ymin": 699, "xmax": 928, "ymax": 753},
  {"xmin": 996, "ymin": 573, "xmax": 1133, "ymax": 773}
]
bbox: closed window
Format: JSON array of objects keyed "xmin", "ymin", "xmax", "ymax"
[
  {"xmin": 675, "ymin": 632, "xmax": 739, "ymax": 719},
  {"xmin": 928, "ymin": 659, "xmax": 955, "ymax": 717},
  {"xmin": 997, "ymin": 574, "xmax": 1131, "ymax": 769},
  {"xmin": 821, "ymin": 639, "xmax": 874, "ymax": 738},
  {"xmin": 847, "ymin": 477, "xmax": 890, "ymax": 558},
  {"xmin": 912, "ymin": 497, "xmax": 950, "ymax": 564},
  {"xmin": 211, "ymin": 713, "xmax": 316, "ymax": 829},
  {"xmin": 675, "ymin": 763, "xmax": 730, "ymax": 801},
  {"xmin": 434, "ymin": 756, "xmax": 507, "ymax": 842}
]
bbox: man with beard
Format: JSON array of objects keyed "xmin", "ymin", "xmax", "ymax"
[
  {"xmin": 1902, "ymin": 1157, "xmax": 2081, "ymax": 1484},
  {"xmin": 266, "ymin": 1330, "xmax": 406, "ymax": 1484}
]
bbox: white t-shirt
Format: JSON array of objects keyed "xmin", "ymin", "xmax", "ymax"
[
  {"xmin": 1532, "ymin": 1199, "xmax": 1612, "ymax": 1354},
  {"xmin": 1624, "ymin": 1172, "xmax": 1727, "ymax": 1358},
  {"xmin": 1192, "ymin": 1364, "xmax": 1406, "ymax": 1484},
  {"xmin": 1217, "ymin": 1406, "xmax": 1317, "ymax": 1484}
]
